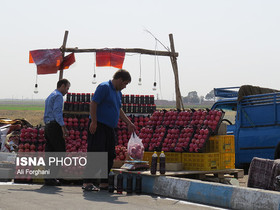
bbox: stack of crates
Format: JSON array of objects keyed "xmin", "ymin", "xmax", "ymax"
[
  {"xmin": 181, "ymin": 152, "xmax": 220, "ymax": 171},
  {"xmin": 143, "ymin": 152, "xmax": 181, "ymax": 166},
  {"xmin": 207, "ymin": 135, "xmax": 235, "ymax": 169},
  {"xmin": 143, "ymin": 135, "xmax": 235, "ymax": 171}
]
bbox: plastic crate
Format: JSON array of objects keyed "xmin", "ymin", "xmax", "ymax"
[
  {"xmin": 143, "ymin": 151, "xmax": 158, "ymax": 165},
  {"xmin": 206, "ymin": 135, "xmax": 235, "ymax": 153},
  {"xmin": 143, "ymin": 152, "xmax": 181, "ymax": 165},
  {"xmin": 165, "ymin": 152, "xmax": 182, "ymax": 163},
  {"xmin": 220, "ymin": 153, "xmax": 235, "ymax": 169},
  {"xmin": 182, "ymin": 153, "xmax": 220, "ymax": 171}
]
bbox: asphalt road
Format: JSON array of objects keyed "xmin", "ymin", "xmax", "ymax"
[{"xmin": 0, "ymin": 183, "xmax": 226, "ymax": 210}]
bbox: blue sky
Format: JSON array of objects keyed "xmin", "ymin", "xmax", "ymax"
[{"xmin": 1, "ymin": 0, "xmax": 280, "ymax": 100}]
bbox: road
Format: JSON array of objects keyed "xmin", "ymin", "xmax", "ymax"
[{"xmin": 0, "ymin": 182, "xmax": 226, "ymax": 210}]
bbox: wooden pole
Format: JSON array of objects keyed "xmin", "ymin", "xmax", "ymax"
[
  {"xmin": 59, "ymin": 30, "xmax": 69, "ymax": 80},
  {"xmin": 65, "ymin": 47, "xmax": 178, "ymax": 57},
  {"xmin": 169, "ymin": 34, "xmax": 184, "ymax": 110}
]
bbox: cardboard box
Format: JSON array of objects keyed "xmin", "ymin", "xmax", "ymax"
[
  {"xmin": 112, "ymin": 160, "xmax": 125, "ymax": 168},
  {"xmin": 0, "ymin": 168, "xmax": 14, "ymax": 179}
]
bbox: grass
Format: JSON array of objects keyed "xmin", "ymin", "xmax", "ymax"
[
  {"xmin": 0, "ymin": 105, "xmax": 44, "ymax": 111},
  {"xmin": 0, "ymin": 101, "xmax": 45, "ymax": 125}
]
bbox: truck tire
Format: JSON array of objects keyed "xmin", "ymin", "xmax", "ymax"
[{"xmin": 274, "ymin": 143, "xmax": 280, "ymax": 159}]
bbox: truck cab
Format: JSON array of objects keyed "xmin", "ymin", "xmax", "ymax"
[{"xmin": 211, "ymin": 86, "xmax": 280, "ymax": 168}]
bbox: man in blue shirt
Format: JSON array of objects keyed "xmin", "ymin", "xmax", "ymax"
[
  {"xmin": 44, "ymin": 78, "xmax": 70, "ymax": 186},
  {"xmin": 83, "ymin": 69, "xmax": 136, "ymax": 191}
]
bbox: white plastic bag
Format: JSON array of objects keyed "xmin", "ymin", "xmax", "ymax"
[{"xmin": 127, "ymin": 132, "xmax": 144, "ymax": 161}]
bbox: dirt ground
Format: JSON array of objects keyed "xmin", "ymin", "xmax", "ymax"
[{"xmin": 0, "ymin": 110, "xmax": 44, "ymax": 126}]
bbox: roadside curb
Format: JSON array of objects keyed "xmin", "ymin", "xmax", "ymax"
[
  {"xmin": 124, "ymin": 173, "xmax": 280, "ymax": 210},
  {"xmin": 113, "ymin": 169, "xmax": 280, "ymax": 209},
  {"xmin": 152, "ymin": 176, "xmax": 280, "ymax": 210}
]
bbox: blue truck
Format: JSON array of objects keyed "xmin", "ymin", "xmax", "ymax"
[{"xmin": 211, "ymin": 85, "xmax": 280, "ymax": 168}]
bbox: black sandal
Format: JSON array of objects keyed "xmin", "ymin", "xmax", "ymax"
[{"xmin": 82, "ymin": 184, "xmax": 100, "ymax": 191}]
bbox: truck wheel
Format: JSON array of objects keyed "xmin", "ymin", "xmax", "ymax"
[
  {"xmin": 274, "ymin": 143, "xmax": 280, "ymax": 159},
  {"xmin": 221, "ymin": 119, "xmax": 232, "ymax": 125}
]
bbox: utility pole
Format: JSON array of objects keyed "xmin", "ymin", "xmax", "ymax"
[{"xmin": 59, "ymin": 30, "xmax": 69, "ymax": 80}]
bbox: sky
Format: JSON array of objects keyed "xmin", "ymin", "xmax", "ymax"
[{"xmin": 1, "ymin": 0, "xmax": 280, "ymax": 101}]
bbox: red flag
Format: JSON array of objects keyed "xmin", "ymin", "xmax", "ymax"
[
  {"xmin": 60, "ymin": 53, "xmax": 75, "ymax": 69},
  {"xmin": 96, "ymin": 49, "xmax": 125, "ymax": 69},
  {"xmin": 29, "ymin": 49, "xmax": 62, "ymax": 74},
  {"xmin": 29, "ymin": 50, "xmax": 75, "ymax": 74}
]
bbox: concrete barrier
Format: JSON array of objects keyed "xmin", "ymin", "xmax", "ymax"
[
  {"xmin": 115, "ymin": 170, "xmax": 280, "ymax": 210},
  {"xmin": 153, "ymin": 176, "xmax": 280, "ymax": 210}
]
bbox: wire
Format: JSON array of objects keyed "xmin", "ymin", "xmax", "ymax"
[
  {"xmin": 139, "ymin": 54, "xmax": 142, "ymax": 79},
  {"xmin": 93, "ymin": 52, "xmax": 96, "ymax": 75},
  {"xmin": 35, "ymin": 73, "xmax": 38, "ymax": 84},
  {"xmin": 154, "ymin": 39, "xmax": 157, "ymax": 83},
  {"xmin": 144, "ymin": 28, "xmax": 170, "ymax": 52},
  {"xmin": 92, "ymin": 52, "xmax": 97, "ymax": 84},
  {"xmin": 157, "ymin": 51, "xmax": 163, "ymax": 99}
]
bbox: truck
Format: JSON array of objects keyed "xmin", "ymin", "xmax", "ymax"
[{"xmin": 211, "ymin": 85, "xmax": 280, "ymax": 168}]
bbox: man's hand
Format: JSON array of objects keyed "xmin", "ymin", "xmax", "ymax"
[
  {"xmin": 127, "ymin": 122, "xmax": 136, "ymax": 134},
  {"xmin": 62, "ymin": 126, "xmax": 68, "ymax": 139},
  {"xmin": 89, "ymin": 120, "xmax": 97, "ymax": 134}
]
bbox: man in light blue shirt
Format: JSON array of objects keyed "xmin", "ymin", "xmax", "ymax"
[{"xmin": 44, "ymin": 78, "xmax": 70, "ymax": 186}]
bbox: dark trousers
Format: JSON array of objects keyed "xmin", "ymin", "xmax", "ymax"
[
  {"xmin": 84, "ymin": 121, "xmax": 116, "ymax": 184},
  {"xmin": 44, "ymin": 121, "xmax": 66, "ymax": 152},
  {"xmin": 44, "ymin": 121, "xmax": 66, "ymax": 179}
]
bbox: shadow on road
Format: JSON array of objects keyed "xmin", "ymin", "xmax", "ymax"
[
  {"xmin": 82, "ymin": 190, "xmax": 128, "ymax": 204},
  {"xmin": 7, "ymin": 185, "xmax": 64, "ymax": 195}
]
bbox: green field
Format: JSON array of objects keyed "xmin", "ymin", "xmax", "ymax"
[
  {"xmin": 0, "ymin": 99, "xmax": 45, "ymax": 111},
  {"xmin": 0, "ymin": 105, "xmax": 44, "ymax": 111}
]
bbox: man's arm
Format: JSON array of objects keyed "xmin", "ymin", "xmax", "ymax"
[
  {"xmin": 53, "ymin": 95, "xmax": 68, "ymax": 138},
  {"xmin": 119, "ymin": 108, "xmax": 136, "ymax": 133},
  {"xmin": 89, "ymin": 101, "xmax": 98, "ymax": 134}
]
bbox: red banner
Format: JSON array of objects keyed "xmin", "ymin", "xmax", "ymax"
[
  {"xmin": 96, "ymin": 49, "xmax": 125, "ymax": 69},
  {"xmin": 29, "ymin": 49, "xmax": 75, "ymax": 75}
]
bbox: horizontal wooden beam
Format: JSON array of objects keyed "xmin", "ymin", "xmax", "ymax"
[{"xmin": 64, "ymin": 47, "xmax": 178, "ymax": 57}]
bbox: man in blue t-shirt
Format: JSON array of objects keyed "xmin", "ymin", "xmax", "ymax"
[{"xmin": 83, "ymin": 69, "xmax": 136, "ymax": 191}]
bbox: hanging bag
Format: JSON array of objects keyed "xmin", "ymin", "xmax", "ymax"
[{"xmin": 127, "ymin": 132, "xmax": 144, "ymax": 161}]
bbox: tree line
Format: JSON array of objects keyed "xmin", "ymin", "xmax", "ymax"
[{"xmin": 182, "ymin": 89, "xmax": 215, "ymax": 104}]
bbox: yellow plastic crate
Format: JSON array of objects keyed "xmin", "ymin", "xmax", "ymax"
[
  {"xmin": 143, "ymin": 152, "xmax": 157, "ymax": 165},
  {"xmin": 182, "ymin": 153, "xmax": 220, "ymax": 171},
  {"xmin": 165, "ymin": 152, "xmax": 182, "ymax": 163},
  {"xmin": 206, "ymin": 135, "xmax": 235, "ymax": 153},
  {"xmin": 220, "ymin": 153, "xmax": 235, "ymax": 169},
  {"xmin": 143, "ymin": 152, "xmax": 181, "ymax": 165}
]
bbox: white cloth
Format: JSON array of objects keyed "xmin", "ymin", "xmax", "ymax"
[{"xmin": 0, "ymin": 125, "xmax": 11, "ymax": 152}]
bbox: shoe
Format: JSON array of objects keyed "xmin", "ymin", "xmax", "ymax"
[
  {"xmin": 44, "ymin": 179, "xmax": 61, "ymax": 186},
  {"xmin": 82, "ymin": 184, "xmax": 100, "ymax": 191}
]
